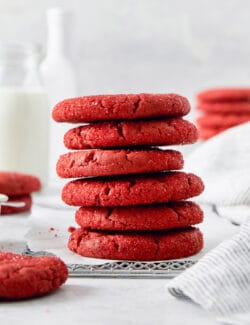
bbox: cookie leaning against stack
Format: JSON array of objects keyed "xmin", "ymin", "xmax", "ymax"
[
  {"xmin": 196, "ymin": 88, "xmax": 250, "ymax": 139},
  {"xmin": 53, "ymin": 93, "xmax": 204, "ymax": 261}
]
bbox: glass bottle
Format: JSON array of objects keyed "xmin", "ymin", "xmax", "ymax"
[
  {"xmin": 0, "ymin": 42, "xmax": 49, "ymax": 186},
  {"xmin": 40, "ymin": 8, "xmax": 77, "ymax": 181}
]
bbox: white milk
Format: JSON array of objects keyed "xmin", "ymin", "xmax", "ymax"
[{"xmin": 0, "ymin": 87, "xmax": 49, "ymax": 184}]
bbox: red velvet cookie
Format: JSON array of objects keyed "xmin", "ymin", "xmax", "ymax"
[
  {"xmin": 56, "ymin": 149, "xmax": 184, "ymax": 178},
  {"xmin": 52, "ymin": 93, "xmax": 190, "ymax": 123},
  {"xmin": 197, "ymin": 102, "xmax": 250, "ymax": 114},
  {"xmin": 0, "ymin": 252, "xmax": 68, "ymax": 299},
  {"xmin": 68, "ymin": 227, "xmax": 203, "ymax": 261},
  {"xmin": 197, "ymin": 113, "xmax": 250, "ymax": 128},
  {"xmin": 197, "ymin": 88, "xmax": 250, "ymax": 103},
  {"xmin": 64, "ymin": 118, "xmax": 198, "ymax": 149},
  {"xmin": 198, "ymin": 126, "xmax": 227, "ymax": 140},
  {"xmin": 75, "ymin": 201, "xmax": 203, "ymax": 231},
  {"xmin": 0, "ymin": 194, "xmax": 32, "ymax": 215},
  {"xmin": 0, "ymin": 172, "xmax": 41, "ymax": 195},
  {"xmin": 62, "ymin": 172, "xmax": 204, "ymax": 207}
]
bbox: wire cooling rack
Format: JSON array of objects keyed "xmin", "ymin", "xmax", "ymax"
[{"xmin": 24, "ymin": 247, "xmax": 196, "ymax": 278}]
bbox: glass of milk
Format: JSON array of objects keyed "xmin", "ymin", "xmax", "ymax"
[{"xmin": 0, "ymin": 42, "xmax": 49, "ymax": 186}]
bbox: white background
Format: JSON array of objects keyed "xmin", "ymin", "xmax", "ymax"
[
  {"xmin": 0, "ymin": 0, "xmax": 249, "ymax": 172},
  {"xmin": 0, "ymin": 0, "xmax": 250, "ymax": 97}
]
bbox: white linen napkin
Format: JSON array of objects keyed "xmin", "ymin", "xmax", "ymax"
[
  {"xmin": 168, "ymin": 218, "xmax": 250, "ymax": 317},
  {"xmin": 168, "ymin": 122, "xmax": 250, "ymax": 322},
  {"xmin": 184, "ymin": 122, "xmax": 250, "ymax": 224}
]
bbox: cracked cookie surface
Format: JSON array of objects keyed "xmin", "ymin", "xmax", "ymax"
[
  {"xmin": 62, "ymin": 172, "xmax": 204, "ymax": 207},
  {"xmin": 75, "ymin": 201, "xmax": 203, "ymax": 231},
  {"xmin": 56, "ymin": 149, "xmax": 184, "ymax": 178},
  {"xmin": 0, "ymin": 252, "xmax": 68, "ymax": 299},
  {"xmin": 68, "ymin": 227, "xmax": 203, "ymax": 261},
  {"xmin": 52, "ymin": 93, "xmax": 190, "ymax": 123},
  {"xmin": 64, "ymin": 118, "xmax": 198, "ymax": 149}
]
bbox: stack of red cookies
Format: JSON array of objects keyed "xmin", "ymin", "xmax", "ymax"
[
  {"xmin": 196, "ymin": 88, "xmax": 250, "ymax": 140},
  {"xmin": 53, "ymin": 94, "xmax": 204, "ymax": 261},
  {"xmin": 0, "ymin": 172, "xmax": 41, "ymax": 215}
]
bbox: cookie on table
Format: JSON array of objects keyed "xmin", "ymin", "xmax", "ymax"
[
  {"xmin": 75, "ymin": 201, "xmax": 203, "ymax": 231},
  {"xmin": 0, "ymin": 172, "xmax": 41, "ymax": 196},
  {"xmin": 62, "ymin": 172, "xmax": 204, "ymax": 207},
  {"xmin": 197, "ymin": 113, "xmax": 250, "ymax": 128},
  {"xmin": 52, "ymin": 93, "xmax": 190, "ymax": 123},
  {"xmin": 197, "ymin": 102, "xmax": 250, "ymax": 114},
  {"xmin": 64, "ymin": 118, "xmax": 198, "ymax": 149},
  {"xmin": 68, "ymin": 227, "xmax": 203, "ymax": 261},
  {"xmin": 57, "ymin": 149, "xmax": 184, "ymax": 178},
  {"xmin": 0, "ymin": 194, "xmax": 32, "ymax": 215},
  {"xmin": 0, "ymin": 252, "xmax": 68, "ymax": 299},
  {"xmin": 197, "ymin": 88, "xmax": 250, "ymax": 103}
]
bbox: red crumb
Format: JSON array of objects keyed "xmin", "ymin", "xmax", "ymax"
[
  {"xmin": 68, "ymin": 226, "xmax": 76, "ymax": 233},
  {"xmin": 49, "ymin": 227, "xmax": 55, "ymax": 231}
]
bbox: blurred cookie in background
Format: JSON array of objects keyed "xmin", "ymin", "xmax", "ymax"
[
  {"xmin": 196, "ymin": 88, "xmax": 250, "ymax": 139},
  {"xmin": 0, "ymin": 172, "xmax": 41, "ymax": 215}
]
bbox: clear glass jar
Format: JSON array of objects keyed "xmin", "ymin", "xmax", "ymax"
[{"xmin": 0, "ymin": 42, "xmax": 49, "ymax": 186}]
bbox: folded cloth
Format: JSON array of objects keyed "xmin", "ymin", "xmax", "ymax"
[
  {"xmin": 218, "ymin": 312, "xmax": 250, "ymax": 325},
  {"xmin": 185, "ymin": 122, "xmax": 250, "ymax": 224},
  {"xmin": 168, "ymin": 123, "xmax": 250, "ymax": 322},
  {"xmin": 167, "ymin": 217, "xmax": 250, "ymax": 318},
  {"xmin": 217, "ymin": 205, "xmax": 250, "ymax": 225}
]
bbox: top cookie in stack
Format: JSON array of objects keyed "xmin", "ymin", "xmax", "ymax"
[
  {"xmin": 196, "ymin": 88, "xmax": 250, "ymax": 139},
  {"xmin": 53, "ymin": 93, "xmax": 191, "ymax": 122},
  {"xmin": 53, "ymin": 93, "xmax": 204, "ymax": 261}
]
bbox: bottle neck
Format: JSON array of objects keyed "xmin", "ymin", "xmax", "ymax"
[{"xmin": 46, "ymin": 9, "xmax": 66, "ymax": 57}]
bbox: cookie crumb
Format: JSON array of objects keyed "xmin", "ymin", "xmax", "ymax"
[{"xmin": 68, "ymin": 226, "xmax": 76, "ymax": 233}]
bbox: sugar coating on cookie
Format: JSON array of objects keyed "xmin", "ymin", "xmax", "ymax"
[
  {"xmin": 0, "ymin": 172, "xmax": 41, "ymax": 195},
  {"xmin": 197, "ymin": 88, "xmax": 250, "ymax": 103},
  {"xmin": 56, "ymin": 149, "xmax": 184, "ymax": 178},
  {"xmin": 75, "ymin": 201, "xmax": 203, "ymax": 231},
  {"xmin": 64, "ymin": 118, "xmax": 198, "ymax": 149},
  {"xmin": 52, "ymin": 93, "xmax": 190, "ymax": 123},
  {"xmin": 0, "ymin": 252, "xmax": 68, "ymax": 299},
  {"xmin": 62, "ymin": 172, "xmax": 204, "ymax": 207},
  {"xmin": 0, "ymin": 194, "xmax": 32, "ymax": 215},
  {"xmin": 68, "ymin": 227, "xmax": 203, "ymax": 261}
]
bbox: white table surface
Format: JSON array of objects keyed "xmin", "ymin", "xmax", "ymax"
[
  {"xmin": 0, "ymin": 184, "xmax": 238, "ymax": 325},
  {"xmin": 0, "ymin": 277, "xmax": 217, "ymax": 325}
]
